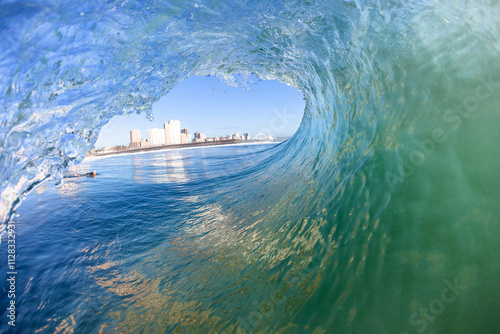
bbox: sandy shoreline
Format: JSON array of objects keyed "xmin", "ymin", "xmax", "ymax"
[{"xmin": 84, "ymin": 140, "xmax": 281, "ymax": 161}]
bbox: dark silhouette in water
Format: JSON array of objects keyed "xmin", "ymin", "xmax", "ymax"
[
  {"xmin": 64, "ymin": 171, "xmax": 97, "ymax": 178},
  {"xmin": 75, "ymin": 171, "xmax": 96, "ymax": 177}
]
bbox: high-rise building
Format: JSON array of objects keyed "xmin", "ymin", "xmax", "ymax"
[
  {"xmin": 147, "ymin": 128, "xmax": 166, "ymax": 146},
  {"xmin": 180, "ymin": 133, "xmax": 187, "ymax": 144},
  {"xmin": 234, "ymin": 132, "xmax": 240, "ymax": 140},
  {"xmin": 164, "ymin": 122, "xmax": 171, "ymax": 145},
  {"xmin": 194, "ymin": 132, "xmax": 207, "ymax": 142},
  {"xmin": 181, "ymin": 128, "xmax": 191, "ymax": 143},
  {"xmin": 130, "ymin": 129, "xmax": 141, "ymax": 148},
  {"xmin": 164, "ymin": 120, "xmax": 181, "ymax": 145},
  {"xmin": 243, "ymin": 133, "xmax": 250, "ymax": 140}
]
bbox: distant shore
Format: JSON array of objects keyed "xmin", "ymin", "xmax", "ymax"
[{"xmin": 87, "ymin": 139, "xmax": 284, "ymax": 158}]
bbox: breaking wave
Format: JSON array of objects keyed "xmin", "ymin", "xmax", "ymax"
[{"xmin": 1, "ymin": 0, "xmax": 500, "ymax": 332}]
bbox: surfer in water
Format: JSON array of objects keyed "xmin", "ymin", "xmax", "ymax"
[{"xmin": 73, "ymin": 171, "xmax": 97, "ymax": 177}]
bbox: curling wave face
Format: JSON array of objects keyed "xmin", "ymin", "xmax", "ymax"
[{"xmin": 1, "ymin": 0, "xmax": 500, "ymax": 332}]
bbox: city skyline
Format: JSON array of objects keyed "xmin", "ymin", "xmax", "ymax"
[
  {"xmin": 128, "ymin": 118, "xmax": 252, "ymax": 150},
  {"xmin": 94, "ymin": 76, "xmax": 304, "ymax": 148}
]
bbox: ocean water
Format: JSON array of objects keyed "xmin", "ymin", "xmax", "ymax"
[
  {"xmin": 1, "ymin": 144, "xmax": 287, "ymax": 333},
  {"xmin": 1, "ymin": 0, "xmax": 500, "ymax": 333}
]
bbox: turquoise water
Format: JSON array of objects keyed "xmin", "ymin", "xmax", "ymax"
[{"xmin": 1, "ymin": 0, "xmax": 500, "ymax": 333}]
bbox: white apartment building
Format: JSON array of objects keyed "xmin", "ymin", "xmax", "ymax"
[
  {"xmin": 147, "ymin": 128, "xmax": 166, "ymax": 146},
  {"xmin": 164, "ymin": 120, "xmax": 181, "ymax": 145}
]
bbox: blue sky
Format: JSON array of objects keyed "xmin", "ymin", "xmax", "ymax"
[{"xmin": 94, "ymin": 76, "xmax": 305, "ymax": 148}]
